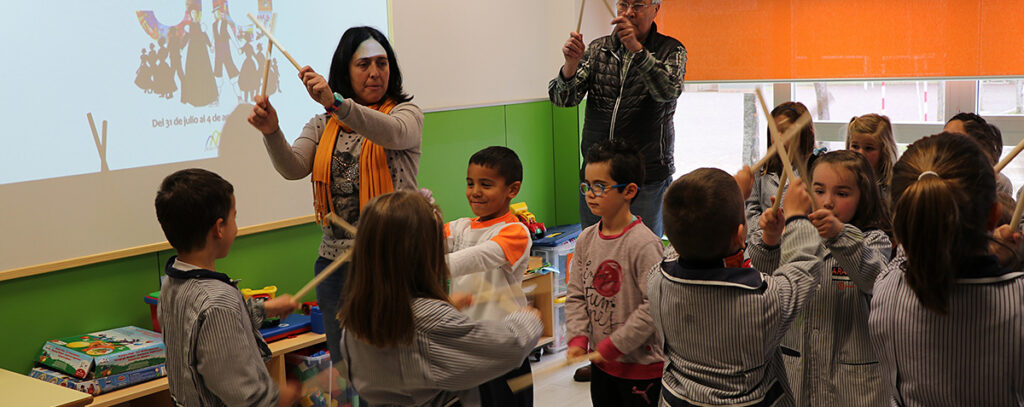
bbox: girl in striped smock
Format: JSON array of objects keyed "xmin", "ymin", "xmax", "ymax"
[
  {"xmin": 745, "ymin": 102, "xmax": 817, "ymax": 252},
  {"xmin": 749, "ymin": 150, "xmax": 892, "ymax": 406},
  {"xmin": 869, "ymin": 132, "xmax": 1024, "ymax": 406},
  {"xmin": 337, "ymin": 190, "xmax": 542, "ymax": 407}
]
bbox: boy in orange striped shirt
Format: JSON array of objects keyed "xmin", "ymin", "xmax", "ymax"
[{"xmin": 445, "ymin": 146, "xmax": 535, "ymax": 406}]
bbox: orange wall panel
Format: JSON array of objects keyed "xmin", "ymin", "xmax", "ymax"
[{"xmin": 655, "ymin": 0, "xmax": 1024, "ymax": 81}]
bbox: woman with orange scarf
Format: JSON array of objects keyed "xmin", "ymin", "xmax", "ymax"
[{"xmin": 248, "ymin": 26, "xmax": 424, "ymax": 367}]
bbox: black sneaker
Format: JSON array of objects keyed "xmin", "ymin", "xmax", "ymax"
[{"xmin": 573, "ymin": 364, "xmax": 592, "ymax": 382}]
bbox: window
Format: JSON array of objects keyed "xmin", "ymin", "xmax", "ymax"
[
  {"xmin": 794, "ymin": 81, "xmax": 945, "ymax": 123},
  {"xmin": 979, "ymin": 79, "xmax": 1024, "ymax": 116},
  {"xmin": 672, "ymin": 79, "xmax": 1024, "ymax": 195},
  {"xmin": 672, "ymin": 83, "xmax": 772, "ymax": 180}
]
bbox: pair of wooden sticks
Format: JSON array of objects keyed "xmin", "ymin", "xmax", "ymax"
[
  {"xmin": 752, "ymin": 89, "xmax": 816, "ymax": 212},
  {"xmin": 576, "ymin": 0, "xmax": 617, "ymax": 32},
  {"xmin": 248, "ymin": 13, "xmax": 302, "ymax": 100}
]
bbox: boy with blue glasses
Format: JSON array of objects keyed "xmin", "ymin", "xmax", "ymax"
[{"xmin": 567, "ymin": 139, "xmax": 665, "ymax": 406}]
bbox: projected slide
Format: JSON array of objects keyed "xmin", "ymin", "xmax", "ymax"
[{"xmin": 0, "ymin": 1, "xmax": 388, "ymax": 185}]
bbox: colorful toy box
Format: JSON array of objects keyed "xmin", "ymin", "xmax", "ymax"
[
  {"xmin": 29, "ymin": 363, "xmax": 167, "ymax": 395},
  {"xmin": 36, "ymin": 326, "xmax": 165, "ymax": 379},
  {"xmin": 531, "ymin": 224, "xmax": 581, "ymax": 285}
]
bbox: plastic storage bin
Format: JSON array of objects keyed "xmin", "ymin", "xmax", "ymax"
[{"xmin": 548, "ymin": 296, "xmax": 568, "ymax": 352}]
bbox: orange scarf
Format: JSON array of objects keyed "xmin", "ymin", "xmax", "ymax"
[{"xmin": 312, "ymin": 99, "xmax": 398, "ymax": 225}]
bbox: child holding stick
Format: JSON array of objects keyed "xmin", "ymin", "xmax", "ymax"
[
  {"xmin": 338, "ymin": 190, "xmax": 542, "ymax": 407},
  {"xmin": 155, "ymin": 169, "xmax": 300, "ymax": 406},
  {"xmin": 651, "ymin": 167, "xmax": 821, "ymax": 406},
  {"xmin": 748, "ymin": 151, "xmax": 892, "ymax": 406},
  {"xmin": 445, "ymin": 146, "xmax": 536, "ymax": 406},
  {"xmin": 869, "ymin": 132, "xmax": 1024, "ymax": 405},
  {"xmin": 567, "ymin": 140, "xmax": 665, "ymax": 406},
  {"xmin": 746, "ymin": 102, "xmax": 817, "ymax": 251}
]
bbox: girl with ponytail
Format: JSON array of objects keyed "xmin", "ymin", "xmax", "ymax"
[{"xmin": 868, "ymin": 132, "xmax": 1024, "ymax": 405}]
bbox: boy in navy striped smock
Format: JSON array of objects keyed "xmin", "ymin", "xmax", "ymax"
[
  {"xmin": 154, "ymin": 169, "xmax": 300, "ymax": 407},
  {"xmin": 869, "ymin": 132, "xmax": 1024, "ymax": 405},
  {"xmin": 747, "ymin": 151, "xmax": 892, "ymax": 406},
  {"xmin": 566, "ymin": 140, "xmax": 665, "ymax": 407},
  {"xmin": 445, "ymin": 146, "xmax": 535, "ymax": 406},
  {"xmin": 650, "ymin": 167, "xmax": 821, "ymax": 407}
]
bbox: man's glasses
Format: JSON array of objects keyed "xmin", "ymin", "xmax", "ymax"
[
  {"xmin": 580, "ymin": 181, "xmax": 628, "ymax": 197},
  {"xmin": 616, "ymin": 2, "xmax": 652, "ymax": 12}
]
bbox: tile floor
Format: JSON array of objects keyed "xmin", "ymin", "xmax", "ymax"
[{"xmin": 531, "ymin": 349, "xmax": 594, "ymax": 407}]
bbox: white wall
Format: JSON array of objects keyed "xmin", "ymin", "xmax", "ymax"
[{"xmin": 392, "ymin": 0, "xmax": 617, "ymax": 111}]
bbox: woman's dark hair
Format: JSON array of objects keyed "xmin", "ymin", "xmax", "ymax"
[
  {"xmin": 891, "ymin": 132, "xmax": 995, "ymax": 315},
  {"xmin": 327, "ymin": 26, "xmax": 412, "ymax": 104},
  {"xmin": 764, "ymin": 101, "xmax": 816, "ymax": 176},
  {"xmin": 810, "ymin": 150, "xmax": 892, "ymax": 236}
]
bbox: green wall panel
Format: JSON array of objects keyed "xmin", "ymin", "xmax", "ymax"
[
  {"xmin": 0, "ymin": 255, "xmax": 158, "ymax": 375},
  {"xmin": 552, "ymin": 104, "xmax": 582, "ymax": 226},
  {"xmin": 418, "ymin": 106, "xmax": 506, "ymax": 222},
  {"xmin": 215, "ymin": 222, "xmax": 325, "ymax": 303},
  {"xmin": 505, "ymin": 101, "xmax": 556, "ymax": 226}
]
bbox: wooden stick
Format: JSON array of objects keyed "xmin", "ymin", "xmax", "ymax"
[
  {"xmin": 247, "ymin": 13, "xmax": 301, "ymax": 71},
  {"xmin": 294, "ymin": 248, "xmax": 352, "ymax": 299},
  {"xmin": 770, "ymin": 169, "xmax": 787, "ymax": 211},
  {"xmin": 86, "ymin": 113, "xmax": 109, "ymax": 172},
  {"xmin": 508, "ymin": 352, "xmax": 601, "ymax": 393},
  {"xmin": 995, "ymin": 137, "xmax": 1024, "ymax": 173},
  {"xmin": 755, "ymin": 89, "xmax": 817, "ymax": 211},
  {"xmin": 576, "ymin": 0, "xmax": 587, "ymax": 33},
  {"xmin": 261, "ymin": 14, "xmax": 276, "ymax": 97},
  {"xmin": 1011, "ymin": 192, "xmax": 1024, "ymax": 233},
  {"xmin": 601, "ymin": 0, "xmax": 616, "ymax": 17},
  {"xmin": 471, "ymin": 279, "xmax": 523, "ymax": 314},
  {"xmin": 752, "ymin": 123, "xmax": 799, "ymax": 172},
  {"xmin": 327, "ymin": 213, "xmax": 357, "ymax": 237}
]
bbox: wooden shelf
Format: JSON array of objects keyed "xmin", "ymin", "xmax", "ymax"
[
  {"xmin": 267, "ymin": 332, "xmax": 326, "ymax": 355},
  {"xmin": 87, "ymin": 378, "xmax": 167, "ymax": 407},
  {"xmin": 86, "ymin": 332, "xmax": 326, "ymax": 406}
]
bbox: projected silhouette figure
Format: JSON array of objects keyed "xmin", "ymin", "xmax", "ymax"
[
  {"xmin": 255, "ymin": 42, "xmax": 278, "ymax": 96},
  {"xmin": 211, "ymin": 11, "xmax": 238, "ymax": 80},
  {"xmin": 134, "ymin": 48, "xmax": 152, "ymax": 93},
  {"xmin": 266, "ymin": 57, "xmax": 280, "ymax": 96},
  {"xmin": 154, "ymin": 38, "xmax": 177, "ymax": 98},
  {"xmin": 180, "ymin": 20, "xmax": 218, "ymax": 107},
  {"xmin": 167, "ymin": 26, "xmax": 185, "ymax": 84},
  {"xmin": 237, "ymin": 33, "xmax": 259, "ymax": 103}
]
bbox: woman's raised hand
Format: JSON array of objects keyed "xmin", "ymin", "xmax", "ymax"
[
  {"xmin": 248, "ymin": 95, "xmax": 280, "ymax": 135},
  {"xmin": 299, "ymin": 66, "xmax": 335, "ymax": 108}
]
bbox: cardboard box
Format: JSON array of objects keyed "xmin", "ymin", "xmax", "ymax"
[
  {"xmin": 37, "ymin": 326, "xmax": 165, "ymax": 379},
  {"xmin": 29, "ymin": 364, "xmax": 167, "ymax": 396}
]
